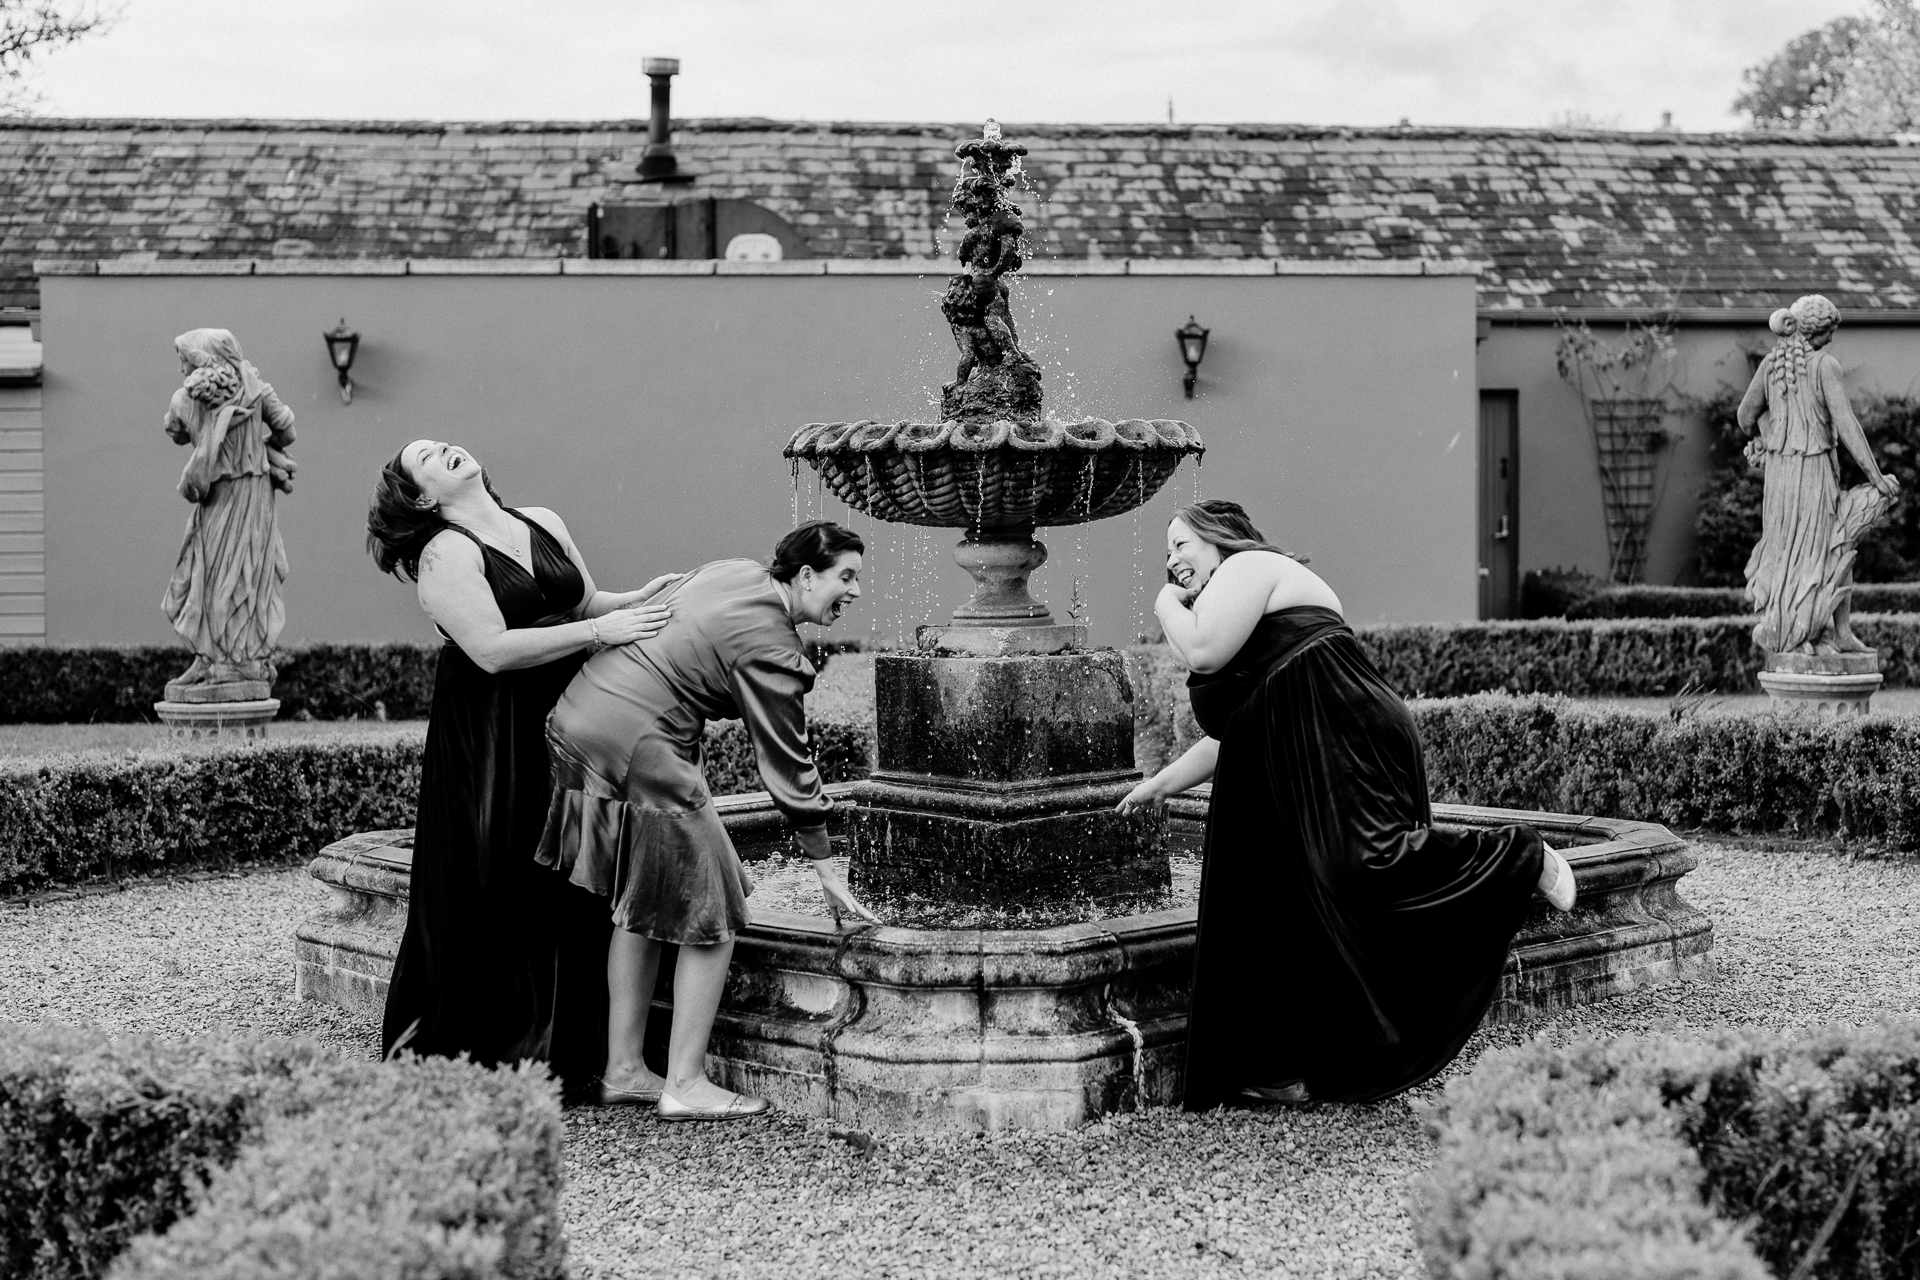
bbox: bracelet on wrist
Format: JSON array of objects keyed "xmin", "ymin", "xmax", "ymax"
[{"xmin": 588, "ymin": 618, "xmax": 602, "ymax": 649}]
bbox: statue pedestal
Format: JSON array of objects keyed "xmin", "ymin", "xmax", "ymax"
[
  {"xmin": 153, "ymin": 697, "xmax": 280, "ymax": 740},
  {"xmin": 1757, "ymin": 651, "xmax": 1882, "ymax": 716}
]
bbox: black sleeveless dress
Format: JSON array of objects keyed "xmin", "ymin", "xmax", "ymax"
[
  {"xmin": 1182, "ymin": 606, "xmax": 1543, "ymax": 1108},
  {"xmin": 381, "ymin": 510, "xmax": 610, "ymax": 1094}
]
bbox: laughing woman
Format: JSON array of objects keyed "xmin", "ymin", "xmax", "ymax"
[
  {"xmin": 1118, "ymin": 500, "xmax": 1576, "ymax": 1109},
  {"xmin": 539, "ymin": 520, "xmax": 878, "ymax": 1121},
  {"xmin": 367, "ymin": 440, "xmax": 679, "ymax": 1092}
]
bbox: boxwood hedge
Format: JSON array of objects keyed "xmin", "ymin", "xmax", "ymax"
[
  {"xmin": 0, "ymin": 718, "xmax": 875, "ymax": 897},
  {"xmin": 1416, "ymin": 1020, "xmax": 1920, "ymax": 1280},
  {"xmin": 0, "ymin": 1024, "xmax": 564, "ymax": 1280}
]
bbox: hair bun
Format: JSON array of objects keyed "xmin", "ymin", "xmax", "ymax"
[{"xmin": 1769, "ymin": 308, "xmax": 1796, "ymax": 336}]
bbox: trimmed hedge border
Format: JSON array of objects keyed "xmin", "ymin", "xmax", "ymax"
[
  {"xmin": 9, "ymin": 616, "xmax": 1920, "ymax": 726},
  {"xmin": 0, "ymin": 734, "xmax": 423, "ymax": 896},
  {"xmin": 0, "ymin": 720, "xmax": 875, "ymax": 898},
  {"xmin": 1522, "ymin": 569, "xmax": 1920, "ymax": 620},
  {"xmin": 0, "ymin": 1024, "xmax": 564, "ymax": 1280},
  {"xmin": 1415, "ymin": 1021, "xmax": 1920, "ymax": 1280},
  {"xmin": 1415, "ymin": 694, "xmax": 1920, "ymax": 853}
]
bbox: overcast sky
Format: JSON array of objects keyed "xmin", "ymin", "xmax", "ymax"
[{"xmin": 22, "ymin": 0, "xmax": 1871, "ymax": 130}]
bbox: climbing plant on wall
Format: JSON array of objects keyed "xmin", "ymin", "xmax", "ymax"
[{"xmin": 1555, "ymin": 320, "xmax": 1681, "ymax": 583}]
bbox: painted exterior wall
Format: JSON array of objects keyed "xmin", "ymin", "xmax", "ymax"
[
  {"xmin": 1477, "ymin": 321, "xmax": 1920, "ymax": 586},
  {"xmin": 38, "ymin": 262, "xmax": 1480, "ymax": 649}
]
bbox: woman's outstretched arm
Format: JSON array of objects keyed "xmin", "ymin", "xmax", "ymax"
[
  {"xmin": 1116, "ymin": 736, "xmax": 1220, "ymax": 815},
  {"xmin": 415, "ymin": 531, "xmax": 668, "ymax": 673}
]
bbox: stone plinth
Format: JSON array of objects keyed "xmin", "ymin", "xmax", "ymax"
[
  {"xmin": 153, "ymin": 697, "xmax": 279, "ymax": 739},
  {"xmin": 1758, "ymin": 650, "xmax": 1882, "ymax": 715},
  {"xmin": 847, "ymin": 650, "xmax": 1168, "ymax": 908},
  {"xmin": 299, "ymin": 790, "xmax": 1711, "ymax": 1131}
]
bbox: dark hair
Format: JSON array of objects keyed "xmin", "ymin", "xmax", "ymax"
[
  {"xmin": 1172, "ymin": 499, "xmax": 1307, "ymax": 564},
  {"xmin": 366, "ymin": 446, "xmax": 507, "ymax": 581},
  {"xmin": 770, "ymin": 520, "xmax": 865, "ymax": 582}
]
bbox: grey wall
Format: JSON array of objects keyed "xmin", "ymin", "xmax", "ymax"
[
  {"xmin": 1478, "ymin": 322, "xmax": 1920, "ymax": 586},
  {"xmin": 40, "ymin": 267, "xmax": 1479, "ymax": 648}
]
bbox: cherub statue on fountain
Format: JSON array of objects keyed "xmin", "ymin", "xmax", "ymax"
[{"xmin": 940, "ymin": 121, "xmax": 1043, "ymax": 423}]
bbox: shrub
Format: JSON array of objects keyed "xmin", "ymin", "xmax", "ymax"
[
  {"xmin": 0, "ymin": 733, "xmax": 422, "ymax": 896},
  {"xmin": 0, "ymin": 644, "xmax": 441, "ymax": 725},
  {"xmin": 1520, "ymin": 575, "xmax": 1920, "ymax": 619},
  {"xmin": 112, "ymin": 1057, "xmax": 564, "ymax": 1280},
  {"xmin": 1415, "ymin": 694, "xmax": 1920, "ymax": 853},
  {"xmin": 0, "ymin": 1025, "xmax": 563, "ymax": 1280},
  {"xmin": 0, "ymin": 1027, "xmax": 329, "ymax": 1280},
  {"xmin": 1415, "ymin": 1022, "xmax": 1920, "ymax": 1280},
  {"xmin": 0, "ymin": 710, "xmax": 873, "ymax": 895}
]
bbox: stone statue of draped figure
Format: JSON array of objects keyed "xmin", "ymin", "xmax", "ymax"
[
  {"xmin": 161, "ymin": 328, "xmax": 297, "ymax": 695},
  {"xmin": 1737, "ymin": 295, "xmax": 1899, "ymax": 658}
]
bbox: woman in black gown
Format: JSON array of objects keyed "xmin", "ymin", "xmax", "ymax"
[
  {"xmin": 367, "ymin": 439, "xmax": 677, "ymax": 1094},
  {"xmin": 1119, "ymin": 500, "xmax": 1577, "ymax": 1108}
]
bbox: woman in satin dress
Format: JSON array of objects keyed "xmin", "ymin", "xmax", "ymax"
[
  {"xmin": 539, "ymin": 520, "xmax": 878, "ymax": 1121},
  {"xmin": 367, "ymin": 439, "xmax": 678, "ymax": 1095},
  {"xmin": 1119, "ymin": 500, "xmax": 1576, "ymax": 1108}
]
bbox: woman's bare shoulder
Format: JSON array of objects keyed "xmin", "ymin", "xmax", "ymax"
[
  {"xmin": 418, "ymin": 527, "xmax": 482, "ymax": 579},
  {"xmin": 516, "ymin": 505, "xmax": 571, "ymax": 542}
]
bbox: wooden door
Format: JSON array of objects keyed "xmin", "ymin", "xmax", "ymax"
[{"xmin": 1478, "ymin": 391, "xmax": 1519, "ymax": 620}]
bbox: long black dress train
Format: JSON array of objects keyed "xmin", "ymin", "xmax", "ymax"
[
  {"xmin": 381, "ymin": 510, "xmax": 610, "ymax": 1093},
  {"xmin": 1182, "ymin": 606, "xmax": 1543, "ymax": 1108}
]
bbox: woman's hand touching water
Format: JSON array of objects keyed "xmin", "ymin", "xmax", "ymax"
[
  {"xmin": 1116, "ymin": 774, "xmax": 1168, "ymax": 817},
  {"xmin": 814, "ymin": 859, "xmax": 880, "ymax": 928}
]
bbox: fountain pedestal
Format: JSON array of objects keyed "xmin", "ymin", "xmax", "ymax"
[{"xmin": 849, "ymin": 649, "xmax": 1168, "ymax": 911}]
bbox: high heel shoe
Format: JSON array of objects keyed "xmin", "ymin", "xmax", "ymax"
[
  {"xmin": 655, "ymin": 1088, "xmax": 773, "ymax": 1122},
  {"xmin": 1538, "ymin": 845, "xmax": 1577, "ymax": 913}
]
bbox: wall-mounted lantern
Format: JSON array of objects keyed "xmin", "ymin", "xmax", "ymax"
[
  {"xmin": 1175, "ymin": 315, "xmax": 1210, "ymax": 399},
  {"xmin": 323, "ymin": 319, "xmax": 360, "ymax": 404}
]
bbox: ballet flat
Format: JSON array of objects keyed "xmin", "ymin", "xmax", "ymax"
[
  {"xmin": 1540, "ymin": 846, "xmax": 1578, "ymax": 913},
  {"xmin": 655, "ymin": 1090, "xmax": 773, "ymax": 1122},
  {"xmin": 596, "ymin": 1080, "xmax": 664, "ymax": 1107}
]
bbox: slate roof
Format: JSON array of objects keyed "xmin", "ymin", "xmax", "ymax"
[{"xmin": 6, "ymin": 117, "xmax": 1920, "ymax": 313}]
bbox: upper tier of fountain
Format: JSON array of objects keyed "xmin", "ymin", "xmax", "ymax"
[{"xmin": 783, "ymin": 121, "xmax": 1203, "ymax": 538}]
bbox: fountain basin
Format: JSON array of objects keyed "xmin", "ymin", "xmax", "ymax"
[{"xmin": 297, "ymin": 788, "xmax": 1711, "ymax": 1130}]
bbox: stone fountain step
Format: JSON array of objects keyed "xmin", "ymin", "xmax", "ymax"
[{"xmin": 297, "ymin": 788, "xmax": 1710, "ymax": 1131}]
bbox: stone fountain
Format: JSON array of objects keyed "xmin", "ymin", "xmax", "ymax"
[
  {"xmin": 297, "ymin": 123, "xmax": 1713, "ymax": 1132},
  {"xmin": 784, "ymin": 121, "xmax": 1203, "ymax": 917}
]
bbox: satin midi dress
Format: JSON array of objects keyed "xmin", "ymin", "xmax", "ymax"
[{"xmin": 1182, "ymin": 607, "xmax": 1544, "ymax": 1108}]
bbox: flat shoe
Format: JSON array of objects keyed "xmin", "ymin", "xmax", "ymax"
[
  {"xmin": 655, "ymin": 1090, "xmax": 773, "ymax": 1122},
  {"xmin": 1539, "ymin": 846, "xmax": 1577, "ymax": 913},
  {"xmin": 596, "ymin": 1080, "xmax": 664, "ymax": 1106},
  {"xmin": 1237, "ymin": 1080, "xmax": 1312, "ymax": 1106}
]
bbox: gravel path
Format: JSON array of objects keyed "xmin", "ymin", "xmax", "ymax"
[{"xmin": 2, "ymin": 842, "xmax": 1915, "ymax": 1279}]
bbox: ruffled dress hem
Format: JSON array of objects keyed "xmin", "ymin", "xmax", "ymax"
[{"xmin": 536, "ymin": 786, "xmax": 753, "ymax": 945}]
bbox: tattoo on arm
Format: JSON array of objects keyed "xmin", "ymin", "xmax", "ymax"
[{"xmin": 419, "ymin": 540, "xmax": 442, "ymax": 576}]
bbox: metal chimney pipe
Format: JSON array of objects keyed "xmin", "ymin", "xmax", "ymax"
[{"xmin": 639, "ymin": 57, "xmax": 691, "ymax": 183}]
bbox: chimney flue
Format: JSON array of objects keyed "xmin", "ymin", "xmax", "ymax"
[{"xmin": 640, "ymin": 56, "xmax": 693, "ymax": 184}]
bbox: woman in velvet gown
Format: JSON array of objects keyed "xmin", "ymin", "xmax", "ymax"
[
  {"xmin": 1119, "ymin": 500, "xmax": 1577, "ymax": 1108},
  {"xmin": 366, "ymin": 439, "xmax": 677, "ymax": 1095}
]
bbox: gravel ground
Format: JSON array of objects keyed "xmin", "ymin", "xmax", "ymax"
[{"xmin": 1, "ymin": 842, "xmax": 1914, "ymax": 1279}]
